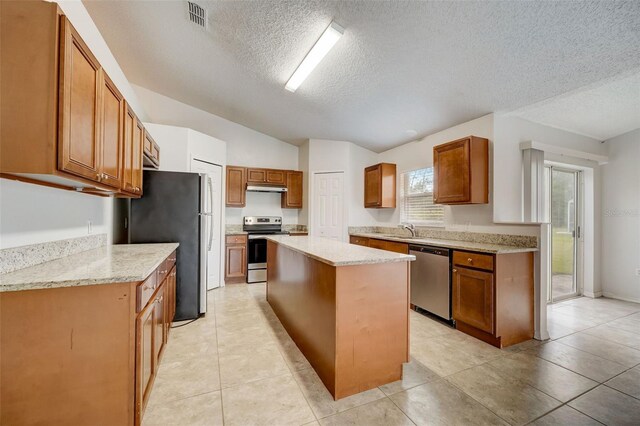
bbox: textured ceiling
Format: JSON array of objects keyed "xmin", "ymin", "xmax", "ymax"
[
  {"xmin": 510, "ymin": 71, "xmax": 640, "ymax": 141},
  {"xmin": 83, "ymin": 0, "xmax": 640, "ymax": 152}
]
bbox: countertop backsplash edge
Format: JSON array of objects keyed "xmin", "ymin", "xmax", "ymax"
[{"xmin": 0, "ymin": 234, "xmax": 108, "ymax": 275}]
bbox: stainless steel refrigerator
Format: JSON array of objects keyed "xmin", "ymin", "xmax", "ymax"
[{"xmin": 130, "ymin": 170, "xmax": 208, "ymax": 320}]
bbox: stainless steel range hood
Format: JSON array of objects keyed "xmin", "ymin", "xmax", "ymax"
[{"xmin": 246, "ymin": 185, "xmax": 287, "ymax": 193}]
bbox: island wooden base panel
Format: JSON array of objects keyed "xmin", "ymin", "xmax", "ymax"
[{"xmin": 266, "ymin": 241, "xmax": 409, "ymax": 400}]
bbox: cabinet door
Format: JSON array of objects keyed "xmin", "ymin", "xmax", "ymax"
[
  {"xmin": 166, "ymin": 267, "xmax": 176, "ymax": 325},
  {"xmin": 99, "ymin": 71, "xmax": 124, "ymax": 188},
  {"xmin": 452, "ymin": 267, "xmax": 494, "ymax": 333},
  {"xmin": 266, "ymin": 169, "xmax": 285, "ymax": 185},
  {"xmin": 282, "ymin": 171, "xmax": 303, "ymax": 208},
  {"xmin": 364, "ymin": 165, "xmax": 381, "ymax": 207},
  {"xmin": 122, "ymin": 105, "xmax": 135, "ymax": 193},
  {"xmin": 225, "ymin": 245, "xmax": 246, "ymax": 280},
  {"xmin": 131, "ymin": 119, "xmax": 144, "ymax": 195},
  {"xmin": 153, "ymin": 284, "xmax": 166, "ymax": 365},
  {"xmin": 58, "ymin": 17, "xmax": 101, "ymax": 182},
  {"xmin": 135, "ymin": 300, "xmax": 155, "ymax": 419},
  {"xmin": 247, "ymin": 168, "xmax": 267, "ymax": 183},
  {"xmin": 226, "ymin": 166, "xmax": 246, "ymax": 207},
  {"xmin": 434, "ymin": 138, "xmax": 471, "ymax": 203}
]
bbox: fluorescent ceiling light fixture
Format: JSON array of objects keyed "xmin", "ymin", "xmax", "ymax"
[{"xmin": 285, "ymin": 21, "xmax": 344, "ymax": 92}]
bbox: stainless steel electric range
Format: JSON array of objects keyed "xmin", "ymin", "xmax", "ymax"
[{"xmin": 243, "ymin": 216, "xmax": 289, "ymax": 283}]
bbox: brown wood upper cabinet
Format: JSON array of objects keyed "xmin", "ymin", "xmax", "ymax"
[
  {"xmin": 143, "ymin": 131, "xmax": 160, "ymax": 168},
  {"xmin": 364, "ymin": 163, "xmax": 396, "ymax": 208},
  {"xmin": 247, "ymin": 167, "xmax": 286, "ymax": 185},
  {"xmin": 226, "ymin": 166, "xmax": 247, "ymax": 207},
  {"xmin": 121, "ymin": 104, "xmax": 144, "ymax": 196},
  {"xmin": 281, "ymin": 170, "xmax": 303, "ymax": 209},
  {"xmin": 433, "ymin": 136, "xmax": 488, "ymax": 204},
  {"xmin": 99, "ymin": 71, "xmax": 125, "ymax": 188},
  {"xmin": 58, "ymin": 18, "xmax": 102, "ymax": 183},
  {"xmin": 0, "ymin": 2, "xmax": 150, "ymax": 197}
]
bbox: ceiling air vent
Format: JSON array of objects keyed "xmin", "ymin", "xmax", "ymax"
[{"xmin": 187, "ymin": 2, "xmax": 207, "ymax": 29}]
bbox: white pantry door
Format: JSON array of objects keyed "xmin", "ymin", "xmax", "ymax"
[
  {"xmin": 191, "ymin": 158, "xmax": 223, "ymax": 289},
  {"xmin": 313, "ymin": 172, "xmax": 344, "ymax": 241}
]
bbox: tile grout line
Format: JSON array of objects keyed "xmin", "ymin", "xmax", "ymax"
[{"xmin": 212, "ymin": 290, "xmax": 226, "ymax": 426}]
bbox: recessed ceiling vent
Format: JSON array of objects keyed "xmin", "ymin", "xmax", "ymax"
[{"xmin": 187, "ymin": 2, "xmax": 207, "ymax": 29}]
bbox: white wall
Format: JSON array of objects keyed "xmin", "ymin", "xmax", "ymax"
[
  {"xmin": 377, "ymin": 114, "xmax": 539, "ymax": 236},
  {"xmin": 298, "ymin": 142, "xmax": 310, "ymax": 226},
  {"xmin": 0, "ymin": 0, "xmax": 146, "ymax": 250},
  {"xmin": 132, "ymin": 85, "xmax": 297, "ymax": 170},
  {"xmin": 0, "ymin": 179, "xmax": 110, "ymax": 249},
  {"xmin": 601, "ymin": 129, "xmax": 640, "ymax": 302},
  {"xmin": 348, "ymin": 143, "xmax": 380, "ymax": 226},
  {"xmin": 493, "ymin": 115, "xmax": 604, "ymax": 223},
  {"xmin": 133, "ymin": 86, "xmax": 300, "ymax": 225},
  {"xmin": 305, "ymin": 139, "xmax": 379, "ymax": 237}
]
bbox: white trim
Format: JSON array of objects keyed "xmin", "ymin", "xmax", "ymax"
[
  {"xmin": 583, "ymin": 291, "xmax": 603, "ymax": 298},
  {"xmin": 602, "ymin": 292, "xmax": 640, "ymax": 304},
  {"xmin": 520, "ymin": 141, "xmax": 608, "ymax": 165}
]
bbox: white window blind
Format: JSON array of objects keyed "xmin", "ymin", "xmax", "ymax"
[{"xmin": 400, "ymin": 168, "xmax": 444, "ymax": 225}]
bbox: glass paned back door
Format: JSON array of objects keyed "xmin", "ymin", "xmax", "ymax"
[{"xmin": 548, "ymin": 167, "xmax": 580, "ymax": 302}]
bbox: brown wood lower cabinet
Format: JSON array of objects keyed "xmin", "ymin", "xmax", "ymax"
[
  {"xmin": 452, "ymin": 250, "xmax": 534, "ymax": 348},
  {"xmin": 368, "ymin": 238, "xmax": 409, "ymax": 254},
  {"xmin": 349, "ymin": 236, "xmax": 409, "ymax": 254},
  {"xmin": 0, "ymin": 250, "xmax": 177, "ymax": 426},
  {"xmin": 452, "ymin": 267, "xmax": 494, "ymax": 334},
  {"xmin": 225, "ymin": 235, "xmax": 247, "ymax": 283}
]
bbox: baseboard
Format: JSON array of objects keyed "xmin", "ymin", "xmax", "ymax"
[
  {"xmin": 602, "ymin": 292, "xmax": 640, "ymax": 304},
  {"xmin": 583, "ymin": 291, "xmax": 602, "ymax": 298}
]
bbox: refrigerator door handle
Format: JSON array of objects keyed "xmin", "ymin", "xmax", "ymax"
[{"xmin": 207, "ymin": 176, "xmax": 214, "ymax": 251}]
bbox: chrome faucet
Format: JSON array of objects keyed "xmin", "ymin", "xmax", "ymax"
[{"xmin": 400, "ymin": 223, "xmax": 416, "ymax": 237}]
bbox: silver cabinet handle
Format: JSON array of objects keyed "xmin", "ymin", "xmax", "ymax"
[
  {"xmin": 467, "ymin": 258, "xmax": 473, "ymax": 263},
  {"xmin": 453, "ymin": 269, "xmax": 458, "ymax": 273}
]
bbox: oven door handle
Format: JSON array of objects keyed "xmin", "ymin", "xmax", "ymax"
[{"xmin": 248, "ymin": 235, "xmax": 268, "ymax": 240}]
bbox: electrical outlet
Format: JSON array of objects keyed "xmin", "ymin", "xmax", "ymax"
[{"xmin": 87, "ymin": 220, "xmax": 93, "ymax": 235}]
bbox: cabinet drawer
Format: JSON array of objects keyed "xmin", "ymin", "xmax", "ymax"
[
  {"xmin": 453, "ymin": 251, "xmax": 494, "ymax": 271},
  {"xmin": 350, "ymin": 236, "xmax": 370, "ymax": 246},
  {"xmin": 156, "ymin": 259, "xmax": 171, "ymax": 284},
  {"xmin": 165, "ymin": 251, "xmax": 177, "ymax": 271},
  {"xmin": 226, "ymin": 235, "xmax": 247, "ymax": 245},
  {"xmin": 369, "ymin": 238, "xmax": 409, "ymax": 254},
  {"xmin": 137, "ymin": 272, "xmax": 158, "ymax": 312}
]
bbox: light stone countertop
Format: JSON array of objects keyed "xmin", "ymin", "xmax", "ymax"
[
  {"xmin": 0, "ymin": 243, "xmax": 179, "ymax": 293},
  {"xmin": 265, "ymin": 235, "xmax": 415, "ymax": 266},
  {"xmin": 351, "ymin": 233, "xmax": 538, "ymax": 254}
]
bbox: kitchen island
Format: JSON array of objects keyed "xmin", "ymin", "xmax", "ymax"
[{"xmin": 265, "ymin": 235, "xmax": 415, "ymax": 400}]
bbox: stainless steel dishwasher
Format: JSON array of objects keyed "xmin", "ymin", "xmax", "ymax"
[{"xmin": 409, "ymin": 245, "xmax": 451, "ymax": 320}]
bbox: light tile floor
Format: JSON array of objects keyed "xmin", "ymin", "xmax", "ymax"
[{"xmin": 143, "ymin": 284, "xmax": 640, "ymax": 426}]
